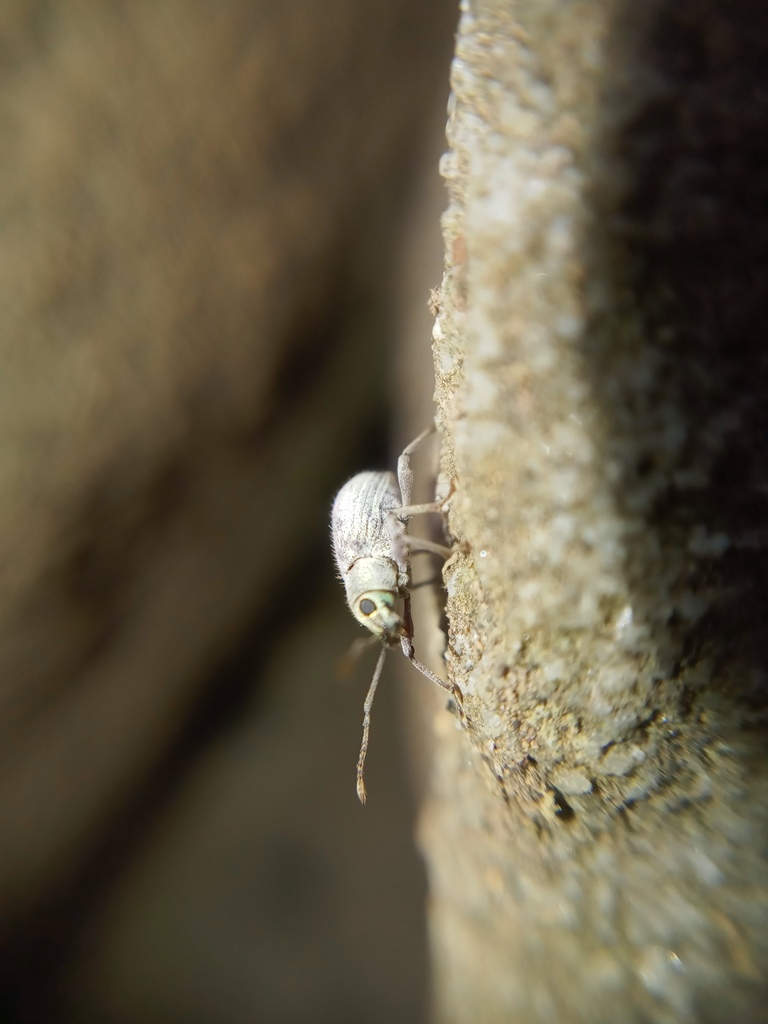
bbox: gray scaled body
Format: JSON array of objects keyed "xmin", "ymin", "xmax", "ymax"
[{"xmin": 331, "ymin": 470, "xmax": 409, "ymax": 642}]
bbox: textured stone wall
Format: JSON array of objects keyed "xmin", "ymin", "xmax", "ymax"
[{"xmin": 422, "ymin": 1, "xmax": 768, "ymax": 1021}]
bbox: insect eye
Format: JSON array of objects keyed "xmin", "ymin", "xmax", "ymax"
[{"xmin": 359, "ymin": 598, "xmax": 376, "ymax": 616}]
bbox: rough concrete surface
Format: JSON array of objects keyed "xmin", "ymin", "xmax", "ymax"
[{"xmin": 420, "ymin": 1, "xmax": 768, "ymax": 1022}]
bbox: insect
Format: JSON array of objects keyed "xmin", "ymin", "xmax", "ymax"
[{"xmin": 331, "ymin": 428, "xmax": 463, "ymax": 803}]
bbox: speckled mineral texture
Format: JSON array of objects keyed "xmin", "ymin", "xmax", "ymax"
[{"xmin": 423, "ymin": 0, "xmax": 768, "ymax": 1021}]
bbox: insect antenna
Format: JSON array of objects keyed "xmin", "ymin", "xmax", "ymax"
[{"xmin": 356, "ymin": 645, "xmax": 388, "ymax": 804}]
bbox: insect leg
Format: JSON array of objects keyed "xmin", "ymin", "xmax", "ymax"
[
  {"xmin": 394, "ymin": 500, "xmax": 445, "ymax": 518},
  {"xmin": 395, "ymin": 475, "xmax": 458, "ymax": 522},
  {"xmin": 404, "ymin": 535, "xmax": 452, "ymax": 559},
  {"xmin": 356, "ymin": 645, "xmax": 388, "ymax": 804},
  {"xmin": 393, "ymin": 430, "xmax": 454, "ymax": 562},
  {"xmin": 396, "ymin": 426, "xmax": 435, "ymax": 508},
  {"xmin": 399, "ymin": 634, "xmax": 464, "ymax": 707},
  {"xmin": 399, "ymin": 588, "xmax": 464, "ymax": 707}
]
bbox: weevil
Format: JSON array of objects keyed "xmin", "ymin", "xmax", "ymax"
[{"xmin": 331, "ymin": 428, "xmax": 463, "ymax": 803}]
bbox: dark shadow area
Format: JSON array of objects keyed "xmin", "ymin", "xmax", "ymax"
[
  {"xmin": 587, "ymin": 0, "xmax": 768, "ymax": 708},
  {"xmin": 0, "ymin": 0, "xmax": 455, "ymax": 1019},
  {"xmin": 583, "ymin": 8, "xmax": 768, "ymax": 1013},
  {"xmin": 0, "ymin": 275, "xmax": 422, "ymax": 1021}
]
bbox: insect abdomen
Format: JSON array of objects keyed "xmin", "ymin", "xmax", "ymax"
[{"xmin": 331, "ymin": 470, "xmax": 400, "ymax": 573}]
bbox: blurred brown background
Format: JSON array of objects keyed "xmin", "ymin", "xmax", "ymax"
[{"xmin": 0, "ymin": 2, "xmax": 457, "ymax": 1020}]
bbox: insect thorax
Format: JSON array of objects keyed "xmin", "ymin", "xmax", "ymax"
[{"xmin": 343, "ymin": 556, "xmax": 402, "ymax": 638}]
